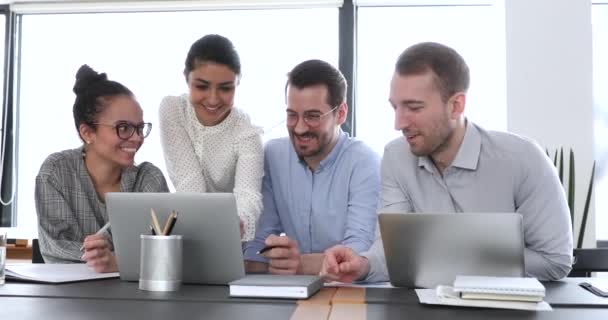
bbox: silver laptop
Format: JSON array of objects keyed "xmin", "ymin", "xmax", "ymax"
[
  {"xmin": 379, "ymin": 213, "xmax": 524, "ymax": 288},
  {"xmin": 106, "ymin": 192, "xmax": 245, "ymax": 285}
]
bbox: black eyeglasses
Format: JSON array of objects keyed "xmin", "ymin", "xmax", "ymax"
[
  {"xmin": 94, "ymin": 121, "xmax": 152, "ymax": 140},
  {"xmin": 286, "ymin": 105, "xmax": 338, "ymax": 128}
]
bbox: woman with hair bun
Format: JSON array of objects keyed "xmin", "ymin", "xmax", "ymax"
[
  {"xmin": 35, "ymin": 65, "xmax": 169, "ymax": 272},
  {"xmin": 159, "ymin": 34, "xmax": 263, "ymax": 241}
]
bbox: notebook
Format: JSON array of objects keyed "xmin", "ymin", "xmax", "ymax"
[
  {"xmin": 452, "ymin": 275, "xmax": 545, "ymax": 302},
  {"xmin": 5, "ymin": 263, "xmax": 119, "ymax": 284},
  {"xmin": 416, "ymin": 286, "xmax": 552, "ymax": 311},
  {"xmin": 229, "ymin": 275, "xmax": 323, "ymax": 299}
]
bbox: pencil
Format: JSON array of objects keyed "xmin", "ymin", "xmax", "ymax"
[
  {"xmin": 150, "ymin": 208, "xmax": 163, "ymax": 236},
  {"xmin": 80, "ymin": 222, "xmax": 111, "ymax": 251}
]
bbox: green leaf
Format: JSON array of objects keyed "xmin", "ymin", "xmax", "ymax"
[
  {"xmin": 558, "ymin": 147, "xmax": 564, "ymax": 185},
  {"xmin": 568, "ymin": 149, "xmax": 575, "ymax": 233},
  {"xmin": 553, "ymin": 149, "xmax": 558, "ymax": 170},
  {"xmin": 577, "ymin": 162, "xmax": 595, "ymax": 248}
]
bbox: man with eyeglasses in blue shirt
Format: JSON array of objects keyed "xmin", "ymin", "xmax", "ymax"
[{"xmin": 243, "ymin": 59, "xmax": 381, "ymax": 275}]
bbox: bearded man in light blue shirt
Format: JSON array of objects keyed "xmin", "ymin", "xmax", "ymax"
[
  {"xmin": 243, "ymin": 59, "xmax": 381, "ymax": 275},
  {"xmin": 320, "ymin": 42, "xmax": 573, "ymax": 282}
]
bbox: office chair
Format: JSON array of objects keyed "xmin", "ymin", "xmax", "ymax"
[
  {"xmin": 568, "ymin": 248, "xmax": 608, "ymax": 277},
  {"xmin": 32, "ymin": 239, "xmax": 45, "ymax": 264}
]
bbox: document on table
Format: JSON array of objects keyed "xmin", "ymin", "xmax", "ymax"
[
  {"xmin": 5, "ymin": 263, "xmax": 119, "ymax": 284},
  {"xmin": 416, "ymin": 286, "xmax": 552, "ymax": 311}
]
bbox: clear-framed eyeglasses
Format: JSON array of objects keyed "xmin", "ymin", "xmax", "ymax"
[
  {"xmin": 94, "ymin": 121, "xmax": 152, "ymax": 140},
  {"xmin": 285, "ymin": 105, "xmax": 339, "ymax": 128}
]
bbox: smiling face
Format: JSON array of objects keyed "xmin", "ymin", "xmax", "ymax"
[
  {"xmin": 389, "ymin": 70, "xmax": 462, "ymax": 158},
  {"xmin": 80, "ymin": 95, "xmax": 145, "ymax": 168},
  {"xmin": 186, "ymin": 62, "xmax": 238, "ymax": 126},
  {"xmin": 286, "ymin": 84, "xmax": 346, "ymax": 165}
]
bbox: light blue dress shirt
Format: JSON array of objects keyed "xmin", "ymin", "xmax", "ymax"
[
  {"xmin": 362, "ymin": 120, "xmax": 573, "ymax": 282},
  {"xmin": 243, "ymin": 130, "xmax": 381, "ymax": 262}
]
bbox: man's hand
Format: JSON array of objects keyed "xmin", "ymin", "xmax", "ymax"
[
  {"xmin": 81, "ymin": 233, "xmax": 118, "ymax": 273},
  {"xmin": 320, "ymin": 245, "xmax": 369, "ymax": 283},
  {"xmin": 261, "ymin": 234, "xmax": 301, "ymax": 275}
]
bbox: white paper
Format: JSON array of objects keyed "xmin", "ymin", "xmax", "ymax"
[
  {"xmin": 324, "ymin": 281, "xmax": 394, "ymax": 288},
  {"xmin": 6, "ymin": 263, "xmax": 119, "ymax": 283},
  {"xmin": 415, "ymin": 286, "xmax": 552, "ymax": 311}
]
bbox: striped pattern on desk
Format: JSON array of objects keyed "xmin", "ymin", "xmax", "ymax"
[{"xmin": 290, "ymin": 287, "xmax": 367, "ymax": 320}]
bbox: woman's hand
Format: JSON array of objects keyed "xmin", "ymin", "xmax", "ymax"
[
  {"xmin": 81, "ymin": 233, "xmax": 118, "ymax": 273},
  {"xmin": 240, "ymin": 219, "xmax": 245, "ymax": 239}
]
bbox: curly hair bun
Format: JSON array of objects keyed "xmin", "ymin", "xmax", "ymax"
[{"xmin": 73, "ymin": 64, "xmax": 108, "ymax": 95}]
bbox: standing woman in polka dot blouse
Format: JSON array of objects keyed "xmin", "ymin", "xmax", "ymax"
[{"xmin": 159, "ymin": 34, "xmax": 263, "ymax": 241}]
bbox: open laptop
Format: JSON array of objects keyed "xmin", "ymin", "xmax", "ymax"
[
  {"xmin": 106, "ymin": 192, "xmax": 245, "ymax": 285},
  {"xmin": 379, "ymin": 213, "xmax": 524, "ymax": 288}
]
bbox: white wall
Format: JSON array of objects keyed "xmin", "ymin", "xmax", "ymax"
[{"xmin": 504, "ymin": 0, "xmax": 595, "ymax": 247}]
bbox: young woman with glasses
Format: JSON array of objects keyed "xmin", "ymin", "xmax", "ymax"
[
  {"xmin": 35, "ymin": 65, "xmax": 169, "ymax": 272},
  {"xmin": 158, "ymin": 34, "xmax": 263, "ymax": 241}
]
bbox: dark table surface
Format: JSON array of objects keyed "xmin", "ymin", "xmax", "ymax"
[
  {"xmin": 1, "ymin": 277, "xmax": 607, "ymax": 319},
  {"xmin": 363, "ymin": 278, "xmax": 608, "ymax": 307}
]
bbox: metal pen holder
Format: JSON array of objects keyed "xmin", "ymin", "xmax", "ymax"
[{"xmin": 139, "ymin": 234, "xmax": 183, "ymax": 292}]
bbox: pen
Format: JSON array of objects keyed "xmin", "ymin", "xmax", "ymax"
[
  {"xmin": 257, "ymin": 232, "xmax": 286, "ymax": 255},
  {"xmin": 80, "ymin": 222, "xmax": 111, "ymax": 251},
  {"xmin": 164, "ymin": 211, "xmax": 178, "ymax": 236}
]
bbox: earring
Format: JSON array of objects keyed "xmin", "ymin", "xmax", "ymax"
[{"xmin": 85, "ymin": 140, "xmax": 91, "ymax": 145}]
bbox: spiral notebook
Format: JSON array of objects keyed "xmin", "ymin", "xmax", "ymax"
[
  {"xmin": 452, "ymin": 275, "xmax": 545, "ymax": 302},
  {"xmin": 416, "ymin": 286, "xmax": 552, "ymax": 311}
]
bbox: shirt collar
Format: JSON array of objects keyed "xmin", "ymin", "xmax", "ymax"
[
  {"xmin": 296, "ymin": 129, "xmax": 348, "ymax": 171},
  {"xmin": 318, "ymin": 129, "xmax": 348, "ymax": 170},
  {"xmin": 417, "ymin": 119, "xmax": 481, "ymax": 171}
]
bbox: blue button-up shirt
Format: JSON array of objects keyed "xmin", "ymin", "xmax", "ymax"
[{"xmin": 243, "ymin": 130, "xmax": 381, "ymax": 262}]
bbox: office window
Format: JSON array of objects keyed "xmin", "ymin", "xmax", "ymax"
[
  {"xmin": 0, "ymin": 14, "xmax": 4, "ymax": 102},
  {"xmin": 355, "ymin": 4, "xmax": 507, "ymax": 155},
  {"xmin": 0, "ymin": 13, "xmax": 7, "ymax": 227},
  {"xmin": 14, "ymin": 9, "xmax": 338, "ymax": 238},
  {"xmin": 592, "ymin": 3, "xmax": 608, "ymax": 240}
]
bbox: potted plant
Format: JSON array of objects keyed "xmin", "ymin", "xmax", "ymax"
[
  {"xmin": 548, "ymin": 147, "xmax": 595, "ymax": 248},
  {"xmin": 548, "ymin": 148, "xmax": 607, "ymax": 276}
]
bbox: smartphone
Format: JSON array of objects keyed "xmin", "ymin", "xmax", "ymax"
[{"xmin": 580, "ymin": 282, "xmax": 608, "ymax": 297}]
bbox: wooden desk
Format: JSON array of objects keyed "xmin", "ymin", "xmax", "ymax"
[{"xmin": 6, "ymin": 243, "xmax": 32, "ymax": 261}]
